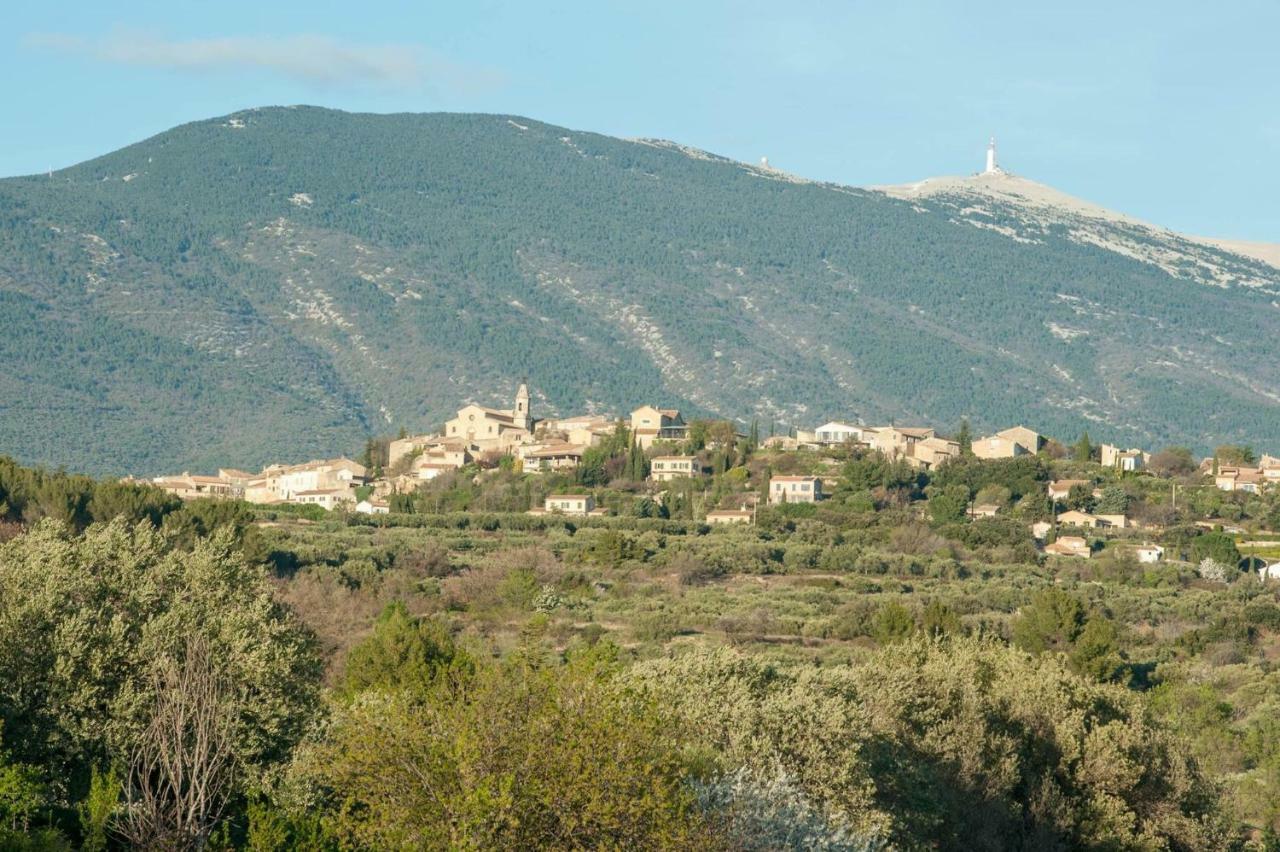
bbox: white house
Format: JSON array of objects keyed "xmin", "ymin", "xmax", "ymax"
[
  {"xmin": 542, "ymin": 494, "xmax": 597, "ymax": 516},
  {"xmin": 355, "ymin": 498, "xmax": 390, "ymax": 515},
  {"xmin": 813, "ymin": 421, "xmax": 864, "ymax": 445},
  {"xmin": 650, "ymin": 456, "xmax": 701, "ymax": 482},
  {"xmin": 768, "ymin": 475, "xmax": 823, "ymax": 504},
  {"xmin": 1135, "ymin": 544, "xmax": 1164, "ymax": 564},
  {"xmin": 293, "ymin": 488, "xmax": 356, "ymax": 511}
]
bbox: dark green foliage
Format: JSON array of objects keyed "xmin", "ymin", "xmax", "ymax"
[
  {"xmin": 340, "ymin": 602, "xmax": 469, "ymax": 698},
  {"xmin": 928, "ymin": 455, "xmax": 1049, "ymax": 503},
  {"xmin": 1066, "ymin": 483, "xmax": 1095, "ymax": 511},
  {"xmin": 0, "ymin": 455, "xmax": 182, "ymax": 530},
  {"xmin": 872, "ymin": 600, "xmax": 916, "ymax": 643},
  {"xmin": 1012, "ymin": 587, "xmax": 1087, "ymax": 654},
  {"xmin": 838, "ymin": 453, "xmax": 922, "ymax": 498},
  {"xmin": 1094, "ymin": 485, "xmax": 1132, "ymax": 515},
  {"xmin": 1073, "ymin": 432, "xmax": 1094, "ymax": 463},
  {"xmin": 162, "ymin": 498, "xmax": 266, "ymax": 561},
  {"xmin": 1191, "ymin": 531, "xmax": 1242, "ymax": 567},
  {"xmin": 955, "ymin": 419, "xmax": 972, "ymax": 456},
  {"xmin": 927, "ymin": 484, "xmax": 970, "ymax": 525},
  {"xmin": 921, "ymin": 599, "xmax": 963, "ymax": 637},
  {"xmin": 1068, "ymin": 617, "xmax": 1127, "ymax": 683}
]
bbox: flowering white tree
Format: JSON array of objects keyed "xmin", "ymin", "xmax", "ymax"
[{"xmin": 1198, "ymin": 557, "xmax": 1233, "ymax": 583}]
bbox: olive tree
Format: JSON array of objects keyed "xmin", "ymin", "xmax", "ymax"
[{"xmin": 0, "ymin": 519, "xmax": 321, "ymax": 814}]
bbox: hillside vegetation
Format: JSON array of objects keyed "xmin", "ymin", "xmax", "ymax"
[
  {"xmin": 5, "ymin": 440, "xmax": 1280, "ymax": 848},
  {"xmin": 3, "ymin": 106, "xmax": 1280, "ymax": 474}
]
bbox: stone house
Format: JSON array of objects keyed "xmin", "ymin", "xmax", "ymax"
[
  {"xmin": 1045, "ymin": 536, "xmax": 1091, "ymax": 558},
  {"xmin": 1056, "ymin": 510, "xmax": 1103, "ymax": 528},
  {"xmin": 865, "ymin": 426, "xmax": 935, "ymax": 458},
  {"xmin": 1101, "ymin": 444, "xmax": 1149, "ymax": 471},
  {"xmin": 971, "ymin": 435, "xmax": 1026, "ymax": 460},
  {"xmin": 909, "ymin": 436, "xmax": 961, "ymax": 470},
  {"xmin": 1216, "ymin": 466, "xmax": 1266, "ymax": 494},
  {"xmin": 706, "ymin": 509, "xmax": 753, "ymax": 525},
  {"xmin": 151, "ymin": 473, "xmax": 243, "ymax": 501},
  {"xmin": 1048, "ymin": 479, "xmax": 1091, "ymax": 502},
  {"xmin": 971, "ymin": 426, "xmax": 1043, "ymax": 459},
  {"xmin": 630, "ymin": 406, "xmax": 687, "ymax": 449},
  {"xmin": 519, "ymin": 443, "xmax": 586, "ymax": 474}
]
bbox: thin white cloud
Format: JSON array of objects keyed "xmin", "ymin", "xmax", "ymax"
[{"xmin": 26, "ymin": 30, "xmax": 498, "ymax": 91}]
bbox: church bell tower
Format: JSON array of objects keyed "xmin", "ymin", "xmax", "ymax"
[{"xmin": 514, "ymin": 381, "xmax": 531, "ymax": 431}]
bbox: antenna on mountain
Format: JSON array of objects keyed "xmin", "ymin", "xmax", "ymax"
[{"xmin": 984, "ymin": 137, "xmax": 997, "ymax": 174}]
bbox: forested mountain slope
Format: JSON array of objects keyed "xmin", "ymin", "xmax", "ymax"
[{"xmin": 2, "ymin": 106, "xmax": 1278, "ymax": 474}]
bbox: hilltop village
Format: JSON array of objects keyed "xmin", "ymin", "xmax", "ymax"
[{"xmin": 136, "ymin": 382, "xmax": 1280, "ymax": 567}]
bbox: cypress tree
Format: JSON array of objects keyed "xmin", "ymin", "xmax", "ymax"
[{"xmin": 1073, "ymin": 431, "xmax": 1093, "ymax": 463}]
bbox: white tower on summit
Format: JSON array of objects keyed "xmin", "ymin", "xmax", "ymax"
[{"xmin": 984, "ymin": 136, "xmax": 998, "ymax": 174}]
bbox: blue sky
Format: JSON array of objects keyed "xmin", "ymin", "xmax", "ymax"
[{"xmin": 3, "ymin": 0, "xmax": 1277, "ymax": 239}]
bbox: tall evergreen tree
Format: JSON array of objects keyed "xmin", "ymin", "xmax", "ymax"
[{"xmin": 1073, "ymin": 431, "xmax": 1094, "ymax": 463}]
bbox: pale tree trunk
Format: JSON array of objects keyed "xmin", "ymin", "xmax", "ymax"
[{"xmin": 118, "ymin": 637, "xmax": 237, "ymax": 850}]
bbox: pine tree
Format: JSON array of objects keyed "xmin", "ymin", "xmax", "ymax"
[{"xmin": 957, "ymin": 419, "xmax": 972, "ymax": 456}]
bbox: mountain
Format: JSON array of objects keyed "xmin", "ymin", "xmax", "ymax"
[{"xmin": 2, "ymin": 106, "xmax": 1279, "ymax": 475}]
